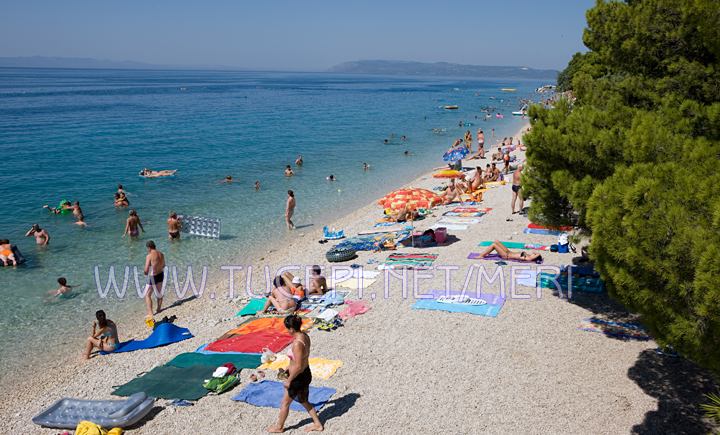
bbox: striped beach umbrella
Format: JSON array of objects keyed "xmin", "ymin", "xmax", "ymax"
[
  {"xmin": 432, "ymin": 169, "xmax": 465, "ymax": 179},
  {"xmin": 377, "ymin": 188, "xmax": 442, "ymax": 211}
]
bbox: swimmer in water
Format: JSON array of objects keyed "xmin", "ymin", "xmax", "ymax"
[
  {"xmin": 25, "ymin": 224, "xmax": 50, "ymax": 246},
  {"xmin": 222, "ymin": 175, "xmax": 234, "ymax": 183},
  {"xmin": 285, "ymin": 165, "xmax": 295, "ymax": 177},
  {"xmin": 255, "ymin": 180, "xmax": 261, "ymax": 191},
  {"xmin": 327, "ymin": 175, "xmax": 336, "ymax": 181},
  {"xmin": 404, "ymin": 150, "xmax": 411, "ymax": 156},
  {"xmin": 295, "ymin": 155, "xmax": 303, "ymax": 166},
  {"xmin": 50, "ymin": 277, "xmax": 75, "ymax": 296},
  {"xmin": 123, "ymin": 209, "xmax": 145, "ymax": 238},
  {"xmin": 362, "ymin": 162, "xmax": 370, "ymax": 171}
]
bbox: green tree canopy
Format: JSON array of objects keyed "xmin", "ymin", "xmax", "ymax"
[{"xmin": 525, "ymin": 0, "xmax": 720, "ymax": 373}]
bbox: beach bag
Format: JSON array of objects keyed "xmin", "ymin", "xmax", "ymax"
[
  {"xmin": 557, "ymin": 234, "xmax": 569, "ymax": 254},
  {"xmin": 261, "ymin": 348, "xmax": 277, "ymax": 364}
]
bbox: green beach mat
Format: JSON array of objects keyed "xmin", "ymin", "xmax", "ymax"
[
  {"xmin": 166, "ymin": 352, "xmax": 262, "ymax": 369},
  {"xmin": 113, "ymin": 365, "xmax": 214, "ymax": 400},
  {"xmin": 236, "ymin": 298, "xmax": 267, "ymax": 316}
]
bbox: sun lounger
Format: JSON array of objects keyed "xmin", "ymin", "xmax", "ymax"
[
  {"xmin": 232, "ymin": 380, "xmax": 336, "ymax": 412},
  {"xmin": 33, "ymin": 392, "xmax": 155, "ymax": 429}
]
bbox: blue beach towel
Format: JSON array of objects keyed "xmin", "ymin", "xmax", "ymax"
[
  {"xmin": 232, "ymin": 380, "xmax": 336, "ymax": 412},
  {"xmin": 109, "ymin": 322, "xmax": 193, "ymax": 354},
  {"xmin": 412, "ymin": 291, "xmax": 506, "ymax": 317},
  {"xmin": 523, "ymin": 228, "xmax": 565, "ymax": 236}
]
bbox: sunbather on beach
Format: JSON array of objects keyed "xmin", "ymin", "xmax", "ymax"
[
  {"xmin": 25, "ymin": 224, "xmax": 50, "ymax": 246},
  {"xmin": 123, "ymin": 209, "xmax": 144, "ymax": 238},
  {"xmin": 491, "ymin": 147, "xmax": 503, "ymax": 162},
  {"xmin": 308, "ymin": 265, "xmax": 328, "ymax": 295},
  {"xmin": 479, "ymin": 240, "xmax": 542, "ymax": 262},
  {"xmin": 489, "ymin": 163, "xmax": 500, "ymax": 181},
  {"xmin": 439, "ymin": 180, "xmax": 463, "ymax": 204},
  {"xmin": 268, "ymin": 314, "xmax": 324, "ymax": 433},
  {"xmin": 83, "ymin": 310, "xmax": 118, "ymax": 359},
  {"xmin": 470, "ymin": 166, "xmax": 485, "ymax": 191},
  {"xmin": 263, "ymin": 276, "xmax": 298, "ymax": 313},
  {"xmin": 0, "ymin": 239, "xmax": 17, "ymax": 266},
  {"xmin": 387, "ymin": 204, "xmax": 418, "ymax": 222}
]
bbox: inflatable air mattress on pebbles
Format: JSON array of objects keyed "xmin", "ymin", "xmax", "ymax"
[{"xmin": 32, "ymin": 392, "xmax": 155, "ymax": 429}]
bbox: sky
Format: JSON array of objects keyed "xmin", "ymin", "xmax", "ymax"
[{"xmin": 0, "ymin": 0, "xmax": 594, "ymax": 71}]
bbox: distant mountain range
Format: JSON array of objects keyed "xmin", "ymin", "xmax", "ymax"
[
  {"xmin": 0, "ymin": 56, "xmax": 163, "ymax": 70},
  {"xmin": 328, "ymin": 60, "xmax": 558, "ymax": 80},
  {"xmin": 0, "ymin": 57, "xmax": 558, "ymax": 80}
]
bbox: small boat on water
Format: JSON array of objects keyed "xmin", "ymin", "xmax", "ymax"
[
  {"xmin": 443, "ymin": 105, "xmax": 459, "ymax": 110},
  {"xmin": 500, "ymin": 88, "xmax": 517, "ymax": 92},
  {"xmin": 512, "ymin": 104, "xmax": 529, "ymax": 116}
]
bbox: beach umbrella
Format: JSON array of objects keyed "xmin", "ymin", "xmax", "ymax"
[
  {"xmin": 432, "ymin": 169, "xmax": 465, "ymax": 179},
  {"xmin": 442, "ymin": 146, "xmax": 469, "ymax": 163},
  {"xmin": 377, "ymin": 188, "xmax": 442, "ymax": 211}
]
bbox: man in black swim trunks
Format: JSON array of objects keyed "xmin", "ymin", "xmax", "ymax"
[
  {"xmin": 143, "ymin": 240, "xmax": 166, "ymax": 317},
  {"xmin": 512, "ymin": 164, "xmax": 524, "ymax": 214}
]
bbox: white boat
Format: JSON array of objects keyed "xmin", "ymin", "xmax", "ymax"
[{"xmin": 512, "ymin": 104, "xmax": 529, "ymax": 116}]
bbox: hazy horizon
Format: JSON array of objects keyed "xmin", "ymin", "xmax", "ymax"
[{"xmin": 1, "ymin": 0, "xmax": 593, "ymax": 71}]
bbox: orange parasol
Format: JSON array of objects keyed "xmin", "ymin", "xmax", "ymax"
[
  {"xmin": 377, "ymin": 188, "xmax": 442, "ymax": 211},
  {"xmin": 432, "ymin": 169, "xmax": 465, "ymax": 179}
]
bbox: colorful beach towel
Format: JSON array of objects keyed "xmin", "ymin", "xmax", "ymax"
[
  {"xmin": 334, "ymin": 230, "xmax": 412, "ymax": 251},
  {"xmin": 113, "ymin": 365, "xmax": 213, "ymax": 400},
  {"xmin": 109, "ymin": 322, "xmax": 193, "ymax": 354},
  {"xmin": 378, "ymin": 253, "xmax": 438, "ymax": 270},
  {"xmin": 259, "ymin": 356, "xmax": 343, "ymax": 380},
  {"xmin": 578, "ymin": 318, "xmax": 651, "ymax": 341},
  {"xmin": 478, "ymin": 241, "xmax": 550, "ymax": 251},
  {"xmin": 443, "ymin": 207, "xmax": 492, "ymax": 218},
  {"xmin": 236, "ymin": 298, "xmax": 268, "ymax": 317},
  {"xmin": 467, "ymin": 252, "xmax": 543, "ymax": 264},
  {"xmin": 413, "ymin": 291, "xmax": 506, "ymax": 317},
  {"xmin": 439, "ymin": 217, "xmax": 482, "ymax": 224},
  {"xmin": 205, "ymin": 329, "xmax": 293, "ymax": 353},
  {"xmin": 338, "ymin": 300, "xmax": 370, "ymax": 319},
  {"xmin": 232, "ymin": 380, "xmax": 336, "ymax": 412},
  {"xmin": 538, "ymin": 272, "xmax": 605, "ymax": 293},
  {"xmin": 166, "ymin": 352, "xmax": 262, "ymax": 369}
]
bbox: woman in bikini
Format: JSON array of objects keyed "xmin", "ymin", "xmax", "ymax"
[
  {"xmin": 268, "ymin": 314, "xmax": 324, "ymax": 433},
  {"xmin": 123, "ymin": 209, "xmax": 144, "ymax": 238},
  {"xmin": 83, "ymin": 310, "xmax": 119, "ymax": 359},
  {"xmin": 479, "ymin": 240, "xmax": 542, "ymax": 263},
  {"xmin": 262, "ymin": 276, "xmax": 298, "ymax": 313}
]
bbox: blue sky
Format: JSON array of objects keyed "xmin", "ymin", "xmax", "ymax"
[{"xmin": 0, "ymin": 0, "xmax": 595, "ymax": 70}]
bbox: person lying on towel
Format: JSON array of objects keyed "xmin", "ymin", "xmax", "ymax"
[
  {"xmin": 479, "ymin": 240, "xmax": 542, "ymax": 263},
  {"xmin": 262, "ymin": 276, "xmax": 299, "ymax": 313}
]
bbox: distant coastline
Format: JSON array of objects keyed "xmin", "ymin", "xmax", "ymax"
[{"xmin": 0, "ymin": 57, "xmax": 558, "ymax": 81}]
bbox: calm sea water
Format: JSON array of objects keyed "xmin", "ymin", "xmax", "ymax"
[{"xmin": 0, "ymin": 68, "xmax": 539, "ymax": 374}]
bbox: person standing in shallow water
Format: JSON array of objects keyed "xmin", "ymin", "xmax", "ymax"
[
  {"xmin": 143, "ymin": 240, "xmax": 165, "ymax": 317},
  {"xmin": 286, "ymin": 190, "xmax": 296, "ymax": 230},
  {"xmin": 268, "ymin": 314, "xmax": 324, "ymax": 433}
]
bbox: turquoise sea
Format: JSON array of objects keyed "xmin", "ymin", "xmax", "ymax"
[{"xmin": 0, "ymin": 68, "xmax": 540, "ymax": 375}]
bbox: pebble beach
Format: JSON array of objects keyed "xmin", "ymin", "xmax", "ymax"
[{"xmin": 4, "ymin": 122, "xmax": 717, "ymax": 434}]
